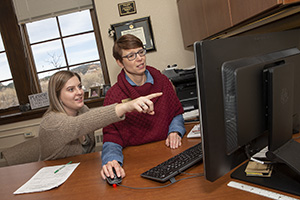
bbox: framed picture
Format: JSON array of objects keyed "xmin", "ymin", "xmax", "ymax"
[
  {"xmin": 102, "ymin": 84, "xmax": 111, "ymax": 97},
  {"xmin": 118, "ymin": 1, "xmax": 137, "ymax": 17},
  {"xmin": 110, "ymin": 16, "xmax": 156, "ymax": 51},
  {"xmin": 89, "ymin": 86, "xmax": 101, "ymax": 98},
  {"xmin": 28, "ymin": 92, "xmax": 49, "ymax": 110}
]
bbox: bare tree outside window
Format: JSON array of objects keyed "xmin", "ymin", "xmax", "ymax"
[{"xmin": 27, "ymin": 9, "xmax": 105, "ymax": 94}]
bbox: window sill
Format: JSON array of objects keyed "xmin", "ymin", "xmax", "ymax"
[{"xmin": 0, "ymin": 97, "xmax": 104, "ymax": 126}]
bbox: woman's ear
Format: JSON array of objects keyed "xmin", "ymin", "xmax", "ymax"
[{"xmin": 116, "ymin": 59, "xmax": 125, "ymax": 69}]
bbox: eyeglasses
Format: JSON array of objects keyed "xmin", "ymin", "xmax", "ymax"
[{"xmin": 122, "ymin": 49, "xmax": 146, "ymax": 61}]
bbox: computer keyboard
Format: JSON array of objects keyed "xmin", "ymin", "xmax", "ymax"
[{"xmin": 141, "ymin": 142, "xmax": 203, "ymax": 182}]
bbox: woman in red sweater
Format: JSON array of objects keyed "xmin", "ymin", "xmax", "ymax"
[{"xmin": 101, "ymin": 34, "xmax": 185, "ymax": 181}]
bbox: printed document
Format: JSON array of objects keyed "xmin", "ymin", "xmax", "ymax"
[
  {"xmin": 14, "ymin": 163, "xmax": 80, "ymax": 194},
  {"xmin": 187, "ymin": 123, "xmax": 201, "ymax": 138}
]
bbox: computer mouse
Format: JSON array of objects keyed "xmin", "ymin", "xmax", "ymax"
[{"xmin": 105, "ymin": 167, "xmax": 122, "ymax": 186}]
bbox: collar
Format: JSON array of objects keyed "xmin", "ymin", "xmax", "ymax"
[{"xmin": 125, "ymin": 69, "xmax": 154, "ymax": 86}]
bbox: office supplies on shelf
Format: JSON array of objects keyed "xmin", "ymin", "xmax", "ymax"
[
  {"xmin": 187, "ymin": 123, "xmax": 201, "ymax": 138},
  {"xmin": 227, "ymin": 181, "xmax": 298, "ymax": 200},
  {"xmin": 141, "ymin": 142, "xmax": 202, "ymax": 182},
  {"xmin": 14, "ymin": 162, "xmax": 80, "ymax": 194},
  {"xmin": 183, "ymin": 109, "xmax": 199, "ymax": 121}
]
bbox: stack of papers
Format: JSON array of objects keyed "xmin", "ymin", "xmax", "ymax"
[
  {"xmin": 245, "ymin": 161, "xmax": 273, "ymax": 177},
  {"xmin": 187, "ymin": 124, "xmax": 201, "ymax": 138},
  {"xmin": 14, "ymin": 162, "xmax": 80, "ymax": 194}
]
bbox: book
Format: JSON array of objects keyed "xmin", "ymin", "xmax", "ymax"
[{"xmin": 245, "ymin": 161, "xmax": 273, "ymax": 177}]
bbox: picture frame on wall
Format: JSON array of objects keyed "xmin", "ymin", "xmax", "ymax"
[
  {"xmin": 89, "ymin": 86, "xmax": 101, "ymax": 98},
  {"xmin": 102, "ymin": 84, "xmax": 111, "ymax": 97},
  {"xmin": 110, "ymin": 16, "xmax": 156, "ymax": 51},
  {"xmin": 118, "ymin": 1, "xmax": 137, "ymax": 16},
  {"xmin": 28, "ymin": 92, "xmax": 49, "ymax": 110}
]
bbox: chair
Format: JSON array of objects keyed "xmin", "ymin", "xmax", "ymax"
[{"xmin": 2, "ymin": 137, "xmax": 40, "ymax": 166}]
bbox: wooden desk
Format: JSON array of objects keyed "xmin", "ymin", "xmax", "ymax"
[{"xmin": 1, "ymin": 122, "xmax": 299, "ymax": 200}]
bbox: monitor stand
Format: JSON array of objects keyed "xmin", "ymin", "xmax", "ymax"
[
  {"xmin": 231, "ymin": 162, "xmax": 300, "ymax": 196},
  {"xmin": 231, "ymin": 62, "xmax": 300, "ymax": 197},
  {"xmin": 265, "ymin": 62, "xmax": 300, "ymax": 177},
  {"xmin": 267, "ymin": 139, "xmax": 300, "ymax": 176}
]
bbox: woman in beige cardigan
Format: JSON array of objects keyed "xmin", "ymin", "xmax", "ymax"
[{"xmin": 39, "ymin": 70, "xmax": 162, "ymax": 161}]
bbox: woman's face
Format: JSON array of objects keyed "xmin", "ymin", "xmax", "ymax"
[
  {"xmin": 59, "ymin": 75, "xmax": 84, "ymax": 116},
  {"xmin": 117, "ymin": 47, "xmax": 146, "ymax": 78}
]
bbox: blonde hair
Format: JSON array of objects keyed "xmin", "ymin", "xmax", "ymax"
[{"xmin": 45, "ymin": 71, "xmax": 81, "ymax": 115}]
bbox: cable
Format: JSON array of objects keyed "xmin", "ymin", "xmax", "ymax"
[
  {"xmin": 116, "ymin": 173, "xmax": 204, "ymax": 190},
  {"xmin": 294, "ymin": 135, "xmax": 300, "ymax": 140},
  {"xmin": 181, "ymin": 172, "xmax": 204, "ymax": 176}
]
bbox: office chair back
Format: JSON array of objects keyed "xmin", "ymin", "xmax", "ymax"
[{"xmin": 2, "ymin": 137, "xmax": 40, "ymax": 166}]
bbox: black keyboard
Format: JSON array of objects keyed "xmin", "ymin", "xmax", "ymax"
[{"xmin": 141, "ymin": 142, "xmax": 203, "ymax": 182}]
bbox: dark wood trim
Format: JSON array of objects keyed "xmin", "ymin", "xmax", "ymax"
[
  {"xmin": 0, "ymin": 0, "xmax": 38, "ymax": 106},
  {"xmin": 20, "ymin": 24, "xmax": 42, "ymax": 93},
  {"xmin": 205, "ymin": 4, "xmax": 300, "ymax": 41},
  {"xmin": 90, "ymin": 7, "xmax": 111, "ymax": 84}
]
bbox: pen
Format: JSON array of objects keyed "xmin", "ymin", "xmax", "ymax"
[{"xmin": 54, "ymin": 161, "xmax": 72, "ymax": 174}]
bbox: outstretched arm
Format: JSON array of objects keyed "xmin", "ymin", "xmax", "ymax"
[{"xmin": 115, "ymin": 92, "xmax": 163, "ymax": 117}]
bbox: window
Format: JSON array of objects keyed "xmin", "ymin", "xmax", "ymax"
[
  {"xmin": 25, "ymin": 9, "xmax": 105, "ymax": 94},
  {"xmin": 0, "ymin": 33, "xmax": 18, "ymax": 109},
  {"xmin": 0, "ymin": 3, "xmax": 109, "ymax": 122}
]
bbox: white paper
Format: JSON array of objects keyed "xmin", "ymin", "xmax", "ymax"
[
  {"xmin": 252, "ymin": 146, "xmax": 268, "ymax": 159},
  {"xmin": 187, "ymin": 124, "xmax": 201, "ymax": 138},
  {"xmin": 14, "ymin": 163, "xmax": 80, "ymax": 194},
  {"xmin": 183, "ymin": 109, "xmax": 199, "ymax": 121},
  {"xmin": 121, "ymin": 27, "xmax": 146, "ymax": 45},
  {"xmin": 250, "ymin": 146, "xmax": 271, "ymax": 164}
]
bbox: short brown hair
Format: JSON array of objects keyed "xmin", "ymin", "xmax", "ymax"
[
  {"xmin": 45, "ymin": 70, "xmax": 81, "ymax": 115},
  {"xmin": 112, "ymin": 34, "xmax": 143, "ymax": 62}
]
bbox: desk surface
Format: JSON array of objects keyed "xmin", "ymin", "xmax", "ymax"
[{"xmin": 1, "ymin": 122, "xmax": 299, "ymax": 200}]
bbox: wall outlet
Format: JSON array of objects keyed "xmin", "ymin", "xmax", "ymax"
[{"xmin": 24, "ymin": 132, "xmax": 35, "ymax": 138}]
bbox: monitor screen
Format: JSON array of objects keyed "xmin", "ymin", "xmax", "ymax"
[{"xmin": 194, "ymin": 29, "xmax": 300, "ymax": 184}]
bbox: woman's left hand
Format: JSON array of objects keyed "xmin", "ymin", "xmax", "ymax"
[{"xmin": 165, "ymin": 132, "xmax": 182, "ymax": 149}]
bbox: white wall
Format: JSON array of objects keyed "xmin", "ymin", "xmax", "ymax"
[{"xmin": 94, "ymin": 0, "xmax": 194, "ymax": 84}]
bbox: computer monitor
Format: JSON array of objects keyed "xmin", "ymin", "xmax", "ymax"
[{"xmin": 194, "ymin": 29, "xmax": 300, "ymax": 195}]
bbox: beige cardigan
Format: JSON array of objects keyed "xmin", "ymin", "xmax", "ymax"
[{"xmin": 39, "ymin": 104, "xmax": 123, "ymax": 161}]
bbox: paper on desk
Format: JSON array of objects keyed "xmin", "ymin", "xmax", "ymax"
[
  {"xmin": 252, "ymin": 146, "xmax": 268, "ymax": 159},
  {"xmin": 14, "ymin": 163, "xmax": 80, "ymax": 194},
  {"xmin": 187, "ymin": 124, "xmax": 201, "ymax": 138}
]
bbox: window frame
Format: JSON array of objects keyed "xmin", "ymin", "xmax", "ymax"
[{"xmin": 0, "ymin": 1, "xmax": 109, "ymax": 125}]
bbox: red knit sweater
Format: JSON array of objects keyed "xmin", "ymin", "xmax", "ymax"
[{"xmin": 103, "ymin": 66, "xmax": 184, "ymax": 147}]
